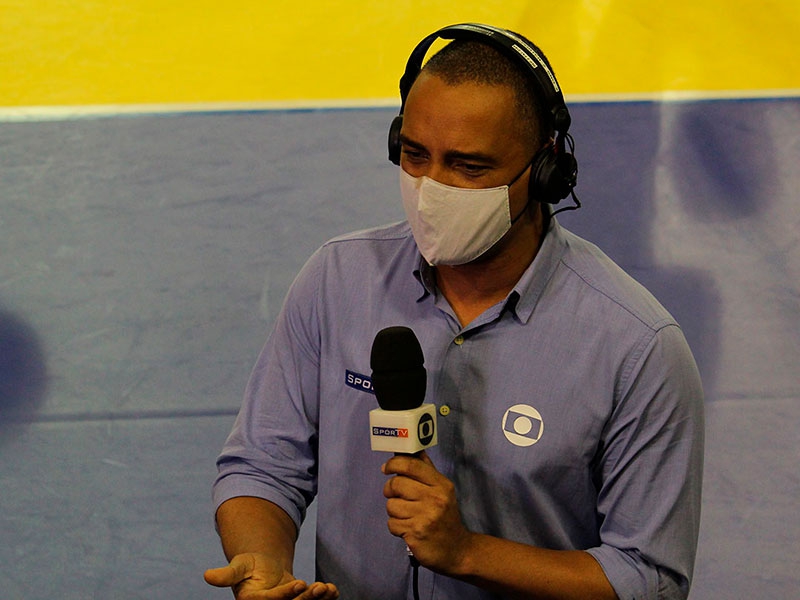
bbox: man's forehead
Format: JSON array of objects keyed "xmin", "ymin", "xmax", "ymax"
[{"xmin": 402, "ymin": 75, "xmax": 526, "ymax": 154}]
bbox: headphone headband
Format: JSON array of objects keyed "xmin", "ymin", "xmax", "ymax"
[
  {"xmin": 389, "ymin": 23, "xmax": 579, "ymax": 205},
  {"xmin": 398, "ymin": 23, "xmax": 571, "ymax": 134}
]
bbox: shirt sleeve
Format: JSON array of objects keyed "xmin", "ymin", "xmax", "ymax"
[
  {"xmin": 211, "ymin": 247, "xmax": 326, "ymax": 530},
  {"xmin": 586, "ymin": 322, "xmax": 705, "ymax": 600}
]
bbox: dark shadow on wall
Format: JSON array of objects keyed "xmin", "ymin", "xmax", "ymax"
[
  {"xmin": 665, "ymin": 98, "xmax": 800, "ymax": 402},
  {"xmin": 564, "ymin": 101, "xmax": 722, "ymax": 400},
  {"xmin": 0, "ymin": 307, "xmax": 48, "ymax": 442},
  {"xmin": 668, "ymin": 99, "xmax": 785, "ymax": 221}
]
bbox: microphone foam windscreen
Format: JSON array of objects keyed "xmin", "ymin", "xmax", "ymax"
[{"xmin": 370, "ymin": 326, "xmax": 426, "ymax": 411}]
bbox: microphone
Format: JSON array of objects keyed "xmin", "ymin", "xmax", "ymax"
[{"xmin": 369, "ymin": 326, "xmax": 437, "ymax": 454}]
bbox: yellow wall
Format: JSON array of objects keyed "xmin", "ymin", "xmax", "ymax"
[{"xmin": 1, "ymin": 0, "xmax": 799, "ymax": 108}]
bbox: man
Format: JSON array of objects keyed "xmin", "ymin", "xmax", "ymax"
[{"xmin": 205, "ymin": 24, "xmax": 704, "ymax": 600}]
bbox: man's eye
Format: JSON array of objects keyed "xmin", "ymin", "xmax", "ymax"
[
  {"xmin": 401, "ymin": 148, "xmax": 425, "ymax": 160},
  {"xmin": 461, "ymin": 163, "xmax": 489, "ymax": 175}
]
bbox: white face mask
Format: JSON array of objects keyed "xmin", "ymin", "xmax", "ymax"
[{"xmin": 400, "ymin": 168, "xmax": 524, "ymax": 266}]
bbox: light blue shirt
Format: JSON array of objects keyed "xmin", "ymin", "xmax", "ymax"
[{"xmin": 213, "ymin": 217, "xmax": 704, "ymax": 600}]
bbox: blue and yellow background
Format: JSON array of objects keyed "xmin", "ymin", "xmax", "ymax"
[{"xmin": 1, "ymin": 2, "xmax": 798, "ymax": 598}]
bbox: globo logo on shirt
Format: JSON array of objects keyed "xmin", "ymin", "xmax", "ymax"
[{"xmin": 502, "ymin": 404, "xmax": 544, "ymax": 447}]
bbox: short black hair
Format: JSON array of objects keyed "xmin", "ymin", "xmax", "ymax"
[{"xmin": 421, "ymin": 38, "xmax": 554, "ymax": 151}]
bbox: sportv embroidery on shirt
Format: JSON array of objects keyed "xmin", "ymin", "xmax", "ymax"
[{"xmin": 345, "ymin": 369, "xmax": 375, "ymax": 395}]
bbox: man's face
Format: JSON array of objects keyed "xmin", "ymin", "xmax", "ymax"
[{"xmin": 398, "ymin": 71, "xmax": 533, "ymax": 215}]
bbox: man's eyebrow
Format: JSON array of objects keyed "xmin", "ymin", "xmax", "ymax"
[
  {"xmin": 398, "ymin": 134, "xmax": 499, "ymax": 165},
  {"xmin": 398, "ymin": 134, "xmax": 425, "ymax": 151},
  {"xmin": 444, "ymin": 149, "xmax": 498, "ymax": 165}
]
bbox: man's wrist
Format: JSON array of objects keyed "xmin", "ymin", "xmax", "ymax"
[{"xmin": 443, "ymin": 530, "xmax": 484, "ymax": 580}]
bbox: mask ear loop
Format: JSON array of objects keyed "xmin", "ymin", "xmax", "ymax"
[
  {"xmin": 508, "ymin": 157, "xmax": 538, "ymax": 225},
  {"xmin": 551, "ymin": 133, "xmax": 581, "ymax": 217},
  {"xmin": 510, "ymin": 197, "xmax": 534, "ymax": 226}
]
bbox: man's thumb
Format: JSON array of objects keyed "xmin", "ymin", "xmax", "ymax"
[{"xmin": 204, "ymin": 555, "xmax": 252, "ymax": 588}]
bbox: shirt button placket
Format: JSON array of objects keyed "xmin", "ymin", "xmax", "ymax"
[{"xmin": 438, "ymin": 336, "xmax": 464, "ymax": 421}]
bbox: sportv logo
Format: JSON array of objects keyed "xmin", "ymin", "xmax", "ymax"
[
  {"xmin": 345, "ymin": 370, "xmax": 375, "ymax": 394},
  {"xmin": 372, "ymin": 427, "xmax": 409, "ymax": 438}
]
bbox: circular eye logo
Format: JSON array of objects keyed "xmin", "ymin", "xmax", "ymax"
[
  {"xmin": 501, "ymin": 404, "xmax": 544, "ymax": 447},
  {"xmin": 417, "ymin": 412, "xmax": 435, "ymax": 446}
]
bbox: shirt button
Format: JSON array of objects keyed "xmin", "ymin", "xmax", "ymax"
[
  {"xmin": 439, "ymin": 405, "xmax": 451, "ymax": 417},
  {"xmin": 454, "ymin": 335, "xmax": 465, "ymax": 346}
]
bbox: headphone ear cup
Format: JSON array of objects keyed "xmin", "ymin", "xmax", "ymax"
[
  {"xmin": 388, "ymin": 115, "xmax": 403, "ymax": 165},
  {"xmin": 529, "ymin": 146, "xmax": 577, "ymax": 204}
]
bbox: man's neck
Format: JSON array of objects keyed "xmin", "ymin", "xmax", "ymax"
[{"xmin": 434, "ymin": 208, "xmax": 546, "ymax": 327}]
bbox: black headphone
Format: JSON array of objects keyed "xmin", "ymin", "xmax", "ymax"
[{"xmin": 388, "ymin": 23, "xmax": 578, "ymax": 205}]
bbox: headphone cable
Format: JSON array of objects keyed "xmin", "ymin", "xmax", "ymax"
[{"xmin": 552, "ymin": 133, "xmax": 581, "ymax": 216}]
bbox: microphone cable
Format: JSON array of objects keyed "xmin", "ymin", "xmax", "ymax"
[{"xmin": 409, "ymin": 551, "xmax": 420, "ymax": 600}]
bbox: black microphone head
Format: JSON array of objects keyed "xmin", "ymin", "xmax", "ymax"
[{"xmin": 370, "ymin": 326, "xmax": 426, "ymax": 411}]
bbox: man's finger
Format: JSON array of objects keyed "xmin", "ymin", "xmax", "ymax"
[
  {"xmin": 298, "ymin": 582, "xmax": 340, "ymax": 599},
  {"xmin": 418, "ymin": 450, "xmax": 434, "ymax": 466},
  {"xmin": 382, "ymin": 454, "xmax": 436, "ymax": 481},
  {"xmin": 385, "ymin": 496, "xmax": 417, "ymax": 519},
  {"xmin": 383, "ymin": 470, "xmax": 427, "ymax": 500}
]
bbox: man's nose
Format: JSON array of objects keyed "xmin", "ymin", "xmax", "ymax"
[{"xmin": 424, "ymin": 162, "xmax": 458, "ymax": 187}]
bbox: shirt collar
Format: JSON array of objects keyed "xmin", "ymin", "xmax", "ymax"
[
  {"xmin": 410, "ymin": 216, "xmax": 569, "ymax": 322},
  {"xmin": 413, "ymin": 259, "xmax": 435, "ymax": 302},
  {"xmin": 509, "ymin": 216, "xmax": 568, "ymax": 323}
]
